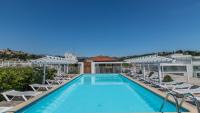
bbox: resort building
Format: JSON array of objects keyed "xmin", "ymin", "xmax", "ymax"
[
  {"xmin": 1, "ymin": 53, "xmax": 199, "ymax": 113},
  {"xmin": 125, "ymin": 54, "xmax": 200, "ymax": 85},
  {"xmin": 83, "ymin": 56, "xmax": 123, "ymax": 74},
  {"xmin": 30, "ymin": 55, "xmax": 125, "ymax": 75}
]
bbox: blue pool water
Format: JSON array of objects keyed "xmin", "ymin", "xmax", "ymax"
[{"xmin": 17, "ymin": 74, "xmax": 188, "ymax": 113}]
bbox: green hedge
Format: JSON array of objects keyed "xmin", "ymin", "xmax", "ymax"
[{"xmin": 0, "ymin": 67, "xmax": 56, "ymax": 101}]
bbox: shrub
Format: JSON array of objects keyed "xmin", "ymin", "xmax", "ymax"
[
  {"xmin": 0, "ymin": 67, "xmax": 56, "ymax": 101},
  {"xmin": 162, "ymin": 75, "xmax": 173, "ymax": 82},
  {"xmin": 47, "ymin": 68, "xmax": 57, "ymax": 79}
]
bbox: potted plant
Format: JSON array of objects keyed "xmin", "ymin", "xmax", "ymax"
[{"xmin": 162, "ymin": 75, "xmax": 173, "ymax": 82}]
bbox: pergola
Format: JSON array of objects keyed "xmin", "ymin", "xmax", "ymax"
[
  {"xmin": 31, "ymin": 56, "xmax": 78, "ymax": 84},
  {"xmin": 125, "ymin": 55, "xmax": 174, "ymax": 84}
]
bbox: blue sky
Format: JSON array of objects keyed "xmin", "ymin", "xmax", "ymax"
[{"xmin": 0, "ymin": 0, "xmax": 200, "ymax": 56}]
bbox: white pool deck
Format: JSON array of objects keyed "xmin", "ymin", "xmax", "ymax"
[
  {"xmin": 121, "ymin": 74, "xmax": 197, "ymax": 113},
  {"xmin": 0, "ymin": 107, "xmax": 12, "ymax": 113},
  {"xmin": 6, "ymin": 74, "xmax": 80, "ymax": 113},
  {"xmin": 3, "ymin": 73, "xmax": 198, "ymax": 113}
]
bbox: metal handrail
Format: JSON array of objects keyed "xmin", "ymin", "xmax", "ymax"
[
  {"xmin": 180, "ymin": 93, "xmax": 200, "ymax": 113},
  {"xmin": 160, "ymin": 92, "xmax": 200, "ymax": 113},
  {"xmin": 160, "ymin": 92, "xmax": 180, "ymax": 113}
]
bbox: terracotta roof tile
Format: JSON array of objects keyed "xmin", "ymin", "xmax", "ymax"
[{"xmin": 87, "ymin": 56, "xmax": 117, "ymax": 62}]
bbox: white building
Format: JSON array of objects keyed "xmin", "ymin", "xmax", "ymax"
[
  {"xmin": 83, "ymin": 56, "xmax": 123, "ymax": 74},
  {"xmin": 125, "ymin": 54, "xmax": 200, "ymax": 83},
  {"xmin": 162, "ymin": 54, "xmax": 200, "ymax": 78}
]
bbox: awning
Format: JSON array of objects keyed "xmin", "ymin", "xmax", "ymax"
[{"xmin": 124, "ymin": 55, "xmax": 174, "ymax": 64}]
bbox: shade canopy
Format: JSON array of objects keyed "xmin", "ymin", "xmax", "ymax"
[
  {"xmin": 125, "ymin": 55, "xmax": 174, "ymax": 64},
  {"xmin": 31, "ymin": 55, "xmax": 78, "ymax": 84}
]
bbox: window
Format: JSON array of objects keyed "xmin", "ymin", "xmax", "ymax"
[
  {"xmin": 163, "ymin": 66, "xmax": 187, "ymax": 72},
  {"xmin": 193, "ymin": 66, "xmax": 200, "ymax": 71}
]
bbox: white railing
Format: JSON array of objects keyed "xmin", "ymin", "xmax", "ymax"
[{"xmin": 0, "ymin": 61, "xmax": 32, "ymax": 67}]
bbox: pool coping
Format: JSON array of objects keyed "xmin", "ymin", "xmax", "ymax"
[
  {"xmin": 6, "ymin": 74, "xmax": 82, "ymax": 113},
  {"xmin": 7, "ymin": 73, "xmax": 197, "ymax": 113},
  {"xmin": 121, "ymin": 73, "xmax": 197, "ymax": 113}
]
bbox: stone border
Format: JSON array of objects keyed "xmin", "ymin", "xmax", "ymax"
[
  {"xmin": 121, "ymin": 73, "xmax": 197, "ymax": 113},
  {"xmin": 6, "ymin": 73, "xmax": 197, "ymax": 113},
  {"xmin": 6, "ymin": 74, "xmax": 82, "ymax": 113},
  {"xmin": 0, "ymin": 107, "xmax": 13, "ymax": 113}
]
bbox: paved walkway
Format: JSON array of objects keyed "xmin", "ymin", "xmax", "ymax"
[
  {"xmin": 0, "ymin": 107, "xmax": 13, "ymax": 113},
  {"xmin": 0, "ymin": 101, "xmax": 22, "ymax": 107}
]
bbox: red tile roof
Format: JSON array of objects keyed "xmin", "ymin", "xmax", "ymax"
[{"xmin": 87, "ymin": 56, "xmax": 117, "ymax": 62}]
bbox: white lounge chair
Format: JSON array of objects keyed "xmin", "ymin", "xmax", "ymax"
[
  {"xmin": 162, "ymin": 81, "xmax": 180, "ymax": 85},
  {"xmin": 148, "ymin": 74, "xmax": 159, "ymax": 82},
  {"xmin": 1, "ymin": 90, "xmax": 41, "ymax": 101},
  {"xmin": 29, "ymin": 84, "xmax": 54, "ymax": 91},
  {"xmin": 46, "ymin": 79, "xmax": 63, "ymax": 85},
  {"xmin": 173, "ymin": 83, "xmax": 193, "ymax": 90},
  {"xmin": 159, "ymin": 82, "xmax": 185, "ymax": 90},
  {"xmin": 54, "ymin": 76, "xmax": 71, "ymax": 80},
  {"xmin": 173, "ymin": 86, "xmax": 200, "ymax": 95},
  {"xmin": 194, "ymin": 96, "xmax": 200, "ymax": 102}
]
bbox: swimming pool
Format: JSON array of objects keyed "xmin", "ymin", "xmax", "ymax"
[{"xmin": 17, "ymin": 74, "xmax": 188, "ymax": 113}]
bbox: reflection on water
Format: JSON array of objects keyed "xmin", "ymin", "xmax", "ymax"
[{"xmin": 78, "ymin": 74, "xmax": 125, "ymax": 85}]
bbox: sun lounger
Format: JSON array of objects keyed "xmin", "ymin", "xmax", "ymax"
[
  {"xmin": 162, "ymin": 81, "xmax": 180, "ymax": 85},
  {"xmin": 29, "ymin": 84, "xmax": 54, "ymax": 91},
  {"xmin": 194, "ymin": 96, "xmax": 200, "ymax": 102},
  {"xmin": 173, "ymin": 86, "xmax": 200, "ymax": 95},
  {"xmin": 127, "ymin": 73, "xmax": 141, "ymax": 79},
  {"xmin": 1, "ymin": 90, "xmax": 41, "ymax": 101},
  {"xmin": 148, "ymin": 78, "xmax": 160, "ymax": 87},
  {"xmin": 46, "ymin": 79, "xmax": 64, "ymax": 85},
  {"xmin": 141, "ymin": 74, "xmax": 159, "ymax": 85},
  {"xmin": 159, "ymin": 82, "xmax": 185, "ymax": 90},
  {"xmin": 172, "ymin": 83, "xmax": 193, "ymax": 90},
  {"xmin": 54, "ymin": 76, "xmax": 71, "ymax": 80}
]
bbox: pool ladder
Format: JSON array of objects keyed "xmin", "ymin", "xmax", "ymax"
[{"xmin": 160, "ymin": 92, "xmax": 200, "ymax": 113}]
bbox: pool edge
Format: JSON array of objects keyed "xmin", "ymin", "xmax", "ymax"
[
  {"xmin": 120, "ymin": 73, "xmax": 197, "ymax": 113},
  {"xmin": 7, "ymin": 73, "xmax": 197, "ymax": 113},
  {"xmin": 6, "ymin": 74, "xmax": 82, "ymax": 113}
]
